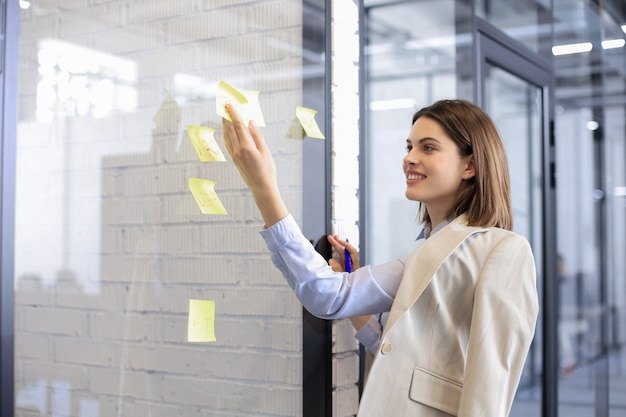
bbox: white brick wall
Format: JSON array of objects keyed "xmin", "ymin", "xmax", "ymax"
[
  {"xmin": 15, "ymin": 1, "xmax": 310, "ymax": 416},
  {"xmin": 330, "ymin": 0, "xmax": 362, "ymax": 416}
]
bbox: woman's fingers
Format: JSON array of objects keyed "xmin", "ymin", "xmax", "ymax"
[
  {"xmin": 327, "ymin": 235, "xmax": 360, "ymax": 270},
  {"xmin": 221, "ymin": 116, "xmax": 235, "ymax": 154},
  {"xmin": 222, "ymin": 104, "xmax": 265, "ymax": 179},
  {"xmin": 223, "ymin": 103, "xmax": 251, "ymax": 150},
  {"xmin": 328, "ymin": 258, "xmax": 343, "ymax": 272},
  {"xmin": 220, "ymin": 103, "xmax": 289, "ymax": 228}
]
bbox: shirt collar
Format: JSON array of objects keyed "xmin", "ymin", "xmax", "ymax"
[{"xmin": 417, "ymin": 219, "xmax": 451, "ymax": 240}]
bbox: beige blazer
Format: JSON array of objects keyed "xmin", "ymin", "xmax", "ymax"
[{"xmin": 356, "ymin": 215, "xmax": 539, "ymax": 417}]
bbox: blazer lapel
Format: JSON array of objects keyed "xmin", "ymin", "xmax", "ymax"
[{"xmin": 381, "ymin": 215, "xmax": 485, "ymax": 337}]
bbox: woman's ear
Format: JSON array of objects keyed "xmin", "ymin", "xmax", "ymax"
[{"xmin": 462, "ymin": 154, "xmax": 475, "ymax": 180}]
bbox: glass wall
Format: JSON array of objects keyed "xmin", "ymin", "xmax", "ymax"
[
  {"xmin": 553, "ymin": 0, "xmax": 626, "ymax": 415},
  {"xmin": 364, "ymin": 0, "xmax": 470, "ymax": 265},
  {"xmin": 475, "ymin": 0, "xmax": 553, "ymax": 56},
  {"xmin": 14, "ymin": 1, "xmax": 326, "ymax": 416},
  {"xmin": 7, "ymin": 0, "xmax": 626, "ymax": 416},
  {"xmin": 364, "ymin": 2, "xmax": 551, "ymax": 415}
]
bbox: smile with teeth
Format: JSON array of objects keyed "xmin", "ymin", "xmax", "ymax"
[{"xmin": 407, "ymin": 173, "xmax": 425, "ymax": 180}]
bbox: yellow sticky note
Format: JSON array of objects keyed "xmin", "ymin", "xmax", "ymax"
[
  {"xmin": 188, "ymin": 299, "xmax": 217, "ymax": 342},
  {"xmin": 239, "ymin": 89, "xmax": 266, "ymax": 127},
  {"xmin": 216, "ymin": 81, "xmax": 266, "ymax": 127},
  {"xmin": 188, "ymin": 177, "xmax": 228, "ymax": 215},
  {"xmin": 187, "ymin": 125, "xmax": 226, "ymax": 162},
  {"xmin": 296, "ymin": 106, "xmax": 325, "ymax": 139}
]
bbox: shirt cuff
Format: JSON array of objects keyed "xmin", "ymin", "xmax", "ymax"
[
  {"xmin": 355, "ymin": 316, "xmax": 382, "ymax": 354},
  {"xmin": 259, "ymin": 214, "xmax": 301, "ymax": 251}
]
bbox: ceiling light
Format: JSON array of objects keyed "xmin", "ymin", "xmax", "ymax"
[
  {"xmin": 552, "ymin": 42, "xmax": 593, "ymax": 56},
  {"xmin": 601, "ymin": 39, "xmax": 625, "ymax": 49},
  {"xmin": 586, "ymin": 121, "xmax": 599, "ymax": 131},
  {"xmin": 369, "ymin": 98, "xmax": 416, "ymax": 111}
]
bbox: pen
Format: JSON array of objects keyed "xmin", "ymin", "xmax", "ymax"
[{"xmin": 344, "ymin": 240, "xmax": 352, "ymax": 273}]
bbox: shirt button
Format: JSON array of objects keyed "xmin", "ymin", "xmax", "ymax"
[{"xmin": 380, "ymin": 342, "xmax": 392, "ymax": 355}]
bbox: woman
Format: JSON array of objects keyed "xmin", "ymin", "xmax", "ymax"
[{"xmin": 221, "ymin": 99, "xmax": 538, "ymax": 417}]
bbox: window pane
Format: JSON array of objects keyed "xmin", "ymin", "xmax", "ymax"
[
  {"xmin": 365, "ymin": 0, "xmax": 468, "ymax": 265},
  {"xmin": 15, "ymin": 2, "xmax": 322, "ymax": 416},
  {"xmin": 476, "ymin": 0, "xmax": 553, "ymax": 57},
  {"xmin": 553, "ymin": 1, "xmax": 625, "ymax": 415}
]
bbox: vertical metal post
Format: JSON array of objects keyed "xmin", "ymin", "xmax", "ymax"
[
  {"xmin": 301, "ymin": 0, "xmax": 333, "ymax": 415},
  {"xmin": 1, "ymin": 0, "xmax": 20, "ymax": 415}
]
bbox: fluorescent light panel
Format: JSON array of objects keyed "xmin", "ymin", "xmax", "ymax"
[
  {"xmin": 602, "ymin": 39, "xmax": 625, "ymax": 49},
  {"xmin": 552, "ymin": 42, "xmax": 593, "ymax": 56},
  {"xmin": 369, "ymin": 98, "xmax": 416, "ymax": 111}
]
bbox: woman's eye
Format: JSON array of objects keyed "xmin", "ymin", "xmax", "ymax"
[
  {"xmin": 406, "ymin": 145, "xmax": 412, "ymax": 153},
  {"xmin": 424, "ymin": 145, "xmax": 434, "ymax": 151}
]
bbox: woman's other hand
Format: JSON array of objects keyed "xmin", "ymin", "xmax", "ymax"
[{"xmin": 327, "ymin": 235, "xmax": 360, "ymax": 272}]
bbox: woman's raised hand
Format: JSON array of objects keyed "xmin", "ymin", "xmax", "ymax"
[{"xmin": 221, "ymin": 103, "xmax": 288, "ymax": 227}]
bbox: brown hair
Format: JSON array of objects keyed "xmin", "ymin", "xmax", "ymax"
[{"xmin": 412, "ymin": 99, "xmax": 513, "ymax": 230}]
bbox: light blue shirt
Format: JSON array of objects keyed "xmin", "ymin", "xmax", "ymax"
[
  {"xmin": 260, "ymin": 214, "xmax": 405, "ymax": 318},
  {"xmin": 260, "ymin": 213, "xmax": 450, "ymax": 324}
]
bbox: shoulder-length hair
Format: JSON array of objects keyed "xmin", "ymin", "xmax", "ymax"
[{"xmin": 412, "ymin": 99, "xmax": 513, "ymax": 230}]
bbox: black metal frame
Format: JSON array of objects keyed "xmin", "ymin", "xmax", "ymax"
[
  {"xmin": 301, "ymin": 0, "xmax": 333, "ymax": 415},
  {"xmin": 0, "ymin": 0, "xmax": 19, "ymax": 415}
]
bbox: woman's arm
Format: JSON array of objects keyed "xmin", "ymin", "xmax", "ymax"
[
  {"xmin": 459, "ymin": 234, "xmax": 539, "ymax": 417},
  {"xmin": 222, "ymin": 105, "xmax": 403, "ymax": 319},
  {"xmin": 261, "ymin": 214, "xmax": 403, "ymax": 319}
]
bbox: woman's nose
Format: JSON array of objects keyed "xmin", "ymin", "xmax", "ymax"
[{"xmin": 404, "ymin": 150, "xmax": 416, "ymax": 165}]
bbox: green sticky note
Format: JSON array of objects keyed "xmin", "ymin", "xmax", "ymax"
[
  {"xmin": 188, "ymin": 177, "xmax": 227, "ymax": 215},
  {"xmin": 188, "ymin": 299, "xmax": 217, "ymax": 342}
]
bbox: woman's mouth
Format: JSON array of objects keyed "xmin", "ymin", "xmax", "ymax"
[{"xmin": 407, "ymin": 173, "xmax": 425, "ymax": 181}]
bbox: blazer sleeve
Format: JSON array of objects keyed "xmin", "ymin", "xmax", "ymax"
[{"xmin": 458, "ymin": 233, "xmax": 539, "ymax": 417}]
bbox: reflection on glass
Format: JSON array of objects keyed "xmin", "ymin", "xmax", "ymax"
[
  {"xmin": 365, "ymin": 0, "xmax": 462, "ymax": 265},
  {"xmin": 37, "ymin": 39, "xmax": 137, "ymax": 122}
]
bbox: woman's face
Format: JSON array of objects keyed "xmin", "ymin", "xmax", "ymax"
[{"xmin": 403, "ymin": 116, "xmax": 474, "ymax": 223}]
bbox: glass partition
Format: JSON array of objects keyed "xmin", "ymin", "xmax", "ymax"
[
  {"xmin": 553, "ymin": 1, "xmax": 626, "ymax": 416},
  {"xmin": 484, "ymin": 65, "xmax": 545, "ymax": 417},
  {"xmin": 475, "ymin": 0, "xmax": 553, "ymax": 57},
  {"xmin": 364, "ymin": 0, "xmax": 470, "ymax": 265},
  {"xmin": 15, "ymin": 2, "xmax": 325, "ymax": 416}
]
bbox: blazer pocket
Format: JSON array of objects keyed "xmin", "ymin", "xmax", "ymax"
[{"xmin": 409, "ymin": 366, "xmax": 463, "ymax": 416}]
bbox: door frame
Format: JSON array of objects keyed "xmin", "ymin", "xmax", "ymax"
[{"xmin": 475, "ymin": 18, "xmax": 558, "ymax": 417}]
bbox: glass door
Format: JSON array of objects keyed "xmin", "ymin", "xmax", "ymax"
[{"xmin": 476, "ymin": 23, "xmax": 556, "ymax": 417}]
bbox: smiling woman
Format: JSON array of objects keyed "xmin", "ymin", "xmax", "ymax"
[
  {"xmin": 5, "ymin": 0, "xmax": 626, "ymax": 416},
  {"xmin": 221, "ymin": 98, "xmax": 538, "ymax": 417}
]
